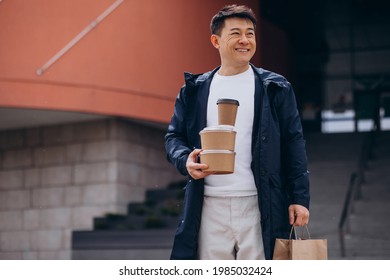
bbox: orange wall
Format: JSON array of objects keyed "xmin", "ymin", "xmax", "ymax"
[{"xmin": 0, "ymin": 0, "xmax": 274, "ymax": 124}]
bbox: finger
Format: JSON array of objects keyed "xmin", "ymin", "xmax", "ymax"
[
  {"xmin": 294, "ymin": 216, "xmax": 304, "ymax": 226},
  {"xmin": 188, "ymin": 162, "xmax": 208, "ymax": 171},
  {"xmin": 190, "ymin": 170, "xmax": 204, "ymax": 179},
  {"xmin": 186, "ymin": 150, "xmax": 205, "ymax": 175},
  {"xmin": 188, "ymin": 162, "xmax": 209, "ymax": 179},
  {"xmin": 289, "ymin": 208, "xmax": 296, "ymax": 225},
  {"xmin": 190, "ymin": 168, "xmax": 209, "ymax": 179},
  {"xmin": 302, "ymin": 214, "xmax": 310, "ymax": 225},
  {"xmin": 191, "ymin": 149, "xmax": 202, "ymax": 158},
  {"xmin": 298, "ymin": 212, "xmax": 310, "ymax": 226}
]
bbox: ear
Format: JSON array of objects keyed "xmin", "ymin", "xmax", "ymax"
[{"xmin": 210, "ymin": 34, "xmax": 220, "ymax": 49}]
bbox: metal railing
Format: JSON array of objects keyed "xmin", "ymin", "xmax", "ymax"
[{"xmin": 338, "ymin": 128, "xmax": 377, "ymax": 257}]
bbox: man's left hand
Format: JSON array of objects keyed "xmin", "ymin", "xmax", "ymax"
[{"xmin": 288, "ymin": 204, "xmax": 310, "ymax": 226}]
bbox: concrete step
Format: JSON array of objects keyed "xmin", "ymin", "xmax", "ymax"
[
  {"xmin": 347, "ymin": 201, "xmax": 390, "ymax": 237},
  {"xmin": 354, "ymin": 201, "xmax": 390, "ymax": 215},
  {"xmin": 72, "ymin": 229, "xmax": 175, "ymax": 260},
  {"xmin": 72, "ymin": 229, "xmax": 176, "ymax": 250},
  {"xmin": 145, "ymin": 188, "xmax": 184, "ymax": 203},
  {"xmin": 349, "ymin": 217, "xmax": 390, "ymax": 238},
  {"xmin": 366, "ymin": 160, "xmax": 390, "ymax": 173},
  {"xmin": 343, "ymin": 235, "xmax": 390, "ymax": 259},
  {"xmin": 358, "ymin": 186, "xmax": 390, "ymax": 202}
]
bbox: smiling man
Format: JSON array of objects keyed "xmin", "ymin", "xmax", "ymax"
[
  {"xmin": 165, "ymin": 4, "xmax": 310, "ymax": 260},
  {"xmin": 210, "ymin": 16, "xmax": 256, "ymax": 75}
]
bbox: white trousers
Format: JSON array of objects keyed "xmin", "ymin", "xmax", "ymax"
[{"xmin": 198, "ymin": 195, "xmax": 265, "ymax": 260}]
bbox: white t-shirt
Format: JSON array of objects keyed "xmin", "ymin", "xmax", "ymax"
[{"xmin": 204, "ymin": 67, "xmax": 257, "ymax": 197}]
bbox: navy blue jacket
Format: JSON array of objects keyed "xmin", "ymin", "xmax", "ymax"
[{"xmin": 165, "ymin": 64, "xmax": 310, "ymax": 260}]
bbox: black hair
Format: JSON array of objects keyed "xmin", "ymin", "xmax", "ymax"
[{"xmin": 210, "ymin": 4, "xmax": 257, "ymax": 35}]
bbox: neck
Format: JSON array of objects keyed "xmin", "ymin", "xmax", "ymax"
[{"xmin": 218, "ymin": 64, "xmax": 250, "ymax": 76}]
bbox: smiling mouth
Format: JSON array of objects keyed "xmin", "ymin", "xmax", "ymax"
[{"xmin": 235, "ymin": 48, "xmax": 250, "ymax": 52}]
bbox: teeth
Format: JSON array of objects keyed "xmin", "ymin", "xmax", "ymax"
[{"xmin": 236, "ymin": 49, "xmax": 249, "ymax": 52}]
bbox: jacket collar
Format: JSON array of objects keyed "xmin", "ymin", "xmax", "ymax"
[
  {"xmin": 184, "ymin": 64, "xmax": 287, "ymax": 87},
  {"xmin": 184, "ymin": 66, "xmax": 219, "ymax": 86}
]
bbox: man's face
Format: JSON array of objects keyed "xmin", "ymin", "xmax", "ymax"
[{"xmin": 211, "ymin": 17, "xmax": 256, "ymax": 69}]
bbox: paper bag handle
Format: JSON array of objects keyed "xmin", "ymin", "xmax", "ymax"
[{"xmin": 289, "ymin": 225, "xmax": 311, "ymax": 240}]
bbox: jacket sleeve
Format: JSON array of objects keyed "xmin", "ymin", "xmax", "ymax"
[
  {"xmin": 275, "ymin": 83, "xmax": 310, "ymax": 209},
  {"xmin": 165, "ymin": 86, "xmax": 192, "ymax": 176}
]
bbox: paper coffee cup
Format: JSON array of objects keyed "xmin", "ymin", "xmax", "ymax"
[
  {"xmin": 200, "ymin": 150, "xmax": 235, "ymax": 174},
  {"xmin": 217, "ymin": 98, "xmax": 239, "ymax": 126},
  {"xmin": 200, "ymin": 126, "xmax": 236, "ymax": 151}
]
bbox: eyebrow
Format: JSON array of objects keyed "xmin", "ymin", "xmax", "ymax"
[{"xmin": 230, "ymin": 27, "xmax": 255, "ymax": 32}]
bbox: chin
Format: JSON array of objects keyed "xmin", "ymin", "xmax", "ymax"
[{"xmin": 236, "ymin": 59, "xmax": 252, "ymax": 65}]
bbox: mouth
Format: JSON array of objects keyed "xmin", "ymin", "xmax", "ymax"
[{"xmin": 235, "ymin": 48, "xmax": 250, "ymax": 53}]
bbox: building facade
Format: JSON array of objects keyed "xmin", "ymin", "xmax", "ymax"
[{"xmin": 1, "ymin": 0, "xmax": 293, "ymax": 259}]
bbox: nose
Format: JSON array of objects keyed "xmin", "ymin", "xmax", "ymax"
[{"xmin": 239, "ymin": 34, "xmax": 249, "ymax": 44}]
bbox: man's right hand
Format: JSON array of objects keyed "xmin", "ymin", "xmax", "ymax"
[{"xmin": 186, "ymin": 149, "xmax": 213, "ymax": 179}]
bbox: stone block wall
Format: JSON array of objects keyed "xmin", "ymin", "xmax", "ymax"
[{"xmin": 0, "ymin": 118, "xmax": 182, "ymax": 259}]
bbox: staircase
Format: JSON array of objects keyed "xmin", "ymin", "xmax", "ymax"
[
  {"xmin": 342, "ymin": 131, "xmax": 390, "ymax": 259},
  {"xmin": 304, "ymin": 132, "xmax": 366, "ymax": 259},
  {"xmin": 93, "ymin": 181, "xmax": 185, "ymax": 231},
  {"xmin": 72, "ymin": 180, "xmax": 186, "ymax": 260},
  {"xmin": 307, "ymin": 131, "xmax": 390, "ymax": 259}
]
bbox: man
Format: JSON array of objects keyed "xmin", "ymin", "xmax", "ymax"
[{"xmin": 165, "ymin": 4, "xmax": 310, "ymax": 260}]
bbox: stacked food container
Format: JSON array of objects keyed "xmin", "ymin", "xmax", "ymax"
[{"xmin": 199, "ymin": 98, "xmax": 239, "ymax": 174}]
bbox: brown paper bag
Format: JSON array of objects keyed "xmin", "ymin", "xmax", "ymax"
[{"xmin": 273, "ymin": 226, "xmax": 328, "ymax": 260}]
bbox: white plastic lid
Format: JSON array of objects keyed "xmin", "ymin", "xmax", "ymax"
[
  {"xmin": 200, "ymin": 125, "xmax": 234, "ymax": 132},
  {"xmin": 200, "ymin": 150, "xmax": 235, "ymax": 155}
]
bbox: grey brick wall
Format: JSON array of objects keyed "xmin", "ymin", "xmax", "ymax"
[{"xmin": 0, "ymin": 119, "xmax": 181, "ymax": 259}]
